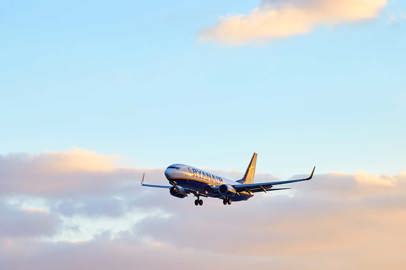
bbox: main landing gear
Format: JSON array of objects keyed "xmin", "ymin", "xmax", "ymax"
[
  {"xmin": 194, "ymin": 192, "xmax": 204, "ymax": 206},
  {"xmin": 194, "ymin": 199, "xmax": 203, "ymax": 206},
  {"xmin": 223, "ymin": 198, "xmax": 231, "ymax": 205}
]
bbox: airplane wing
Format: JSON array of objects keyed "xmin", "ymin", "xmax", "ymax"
[
  {"xmin": 140, "ymin": 173, "xmax": 172, "ymax": 189},
  {"xmin": 142, "ymin": 183, "xmax": 172, "ymax": 189},
  {"xmin": 232, "ymin": 166, "xmax": 315, "ymax": 193},
  {"xmin": 140, "ymin": 174, "xmax": 206, "ymax": 197}
]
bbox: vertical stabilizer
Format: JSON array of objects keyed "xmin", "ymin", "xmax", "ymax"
[{"xmin": 237, "ymin": 153, "xmax": 257, "ymax": 184}]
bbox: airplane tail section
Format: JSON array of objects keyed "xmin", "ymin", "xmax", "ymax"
[{"xmin": 237, "ymin": 152, "xmax": 257, "ymax": 184}]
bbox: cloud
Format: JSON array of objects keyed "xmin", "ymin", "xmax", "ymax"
[
  {"xmin": 134, "ymin": 173, "xmax": 406, "ymax": 254},
  {"xmin": 0, "ymin": 238, "xmax": 273, "ymax": 270},
  {"xmin": 0, "ymin": 149, "xmax": 146, "ymax": 197},
  {"xmin": 354, "ymin": 171, "xmax": 398, "ymax": 187},
  {"xmin": 0, "ymin": 201, "xmax": 59, "ymax": 238},
  {"xmin": 200, "ymin": 0, "xmax": 388, "ymax": 44},
  {"xmin": 0, "ymin": 149, "xmax": 405, "ymax": 269}
]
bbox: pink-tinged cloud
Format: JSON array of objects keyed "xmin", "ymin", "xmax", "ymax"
[
  {"xmin": 0, "ymin": 149, "xmax": 146, "ymax": 197},
  {"xmin": 200, "ymin": 0, "xmax": 388, "ymax": 44},
  {"xmin": 0, "ymin": 149, "xmax": 406, "ymax": 269},
  {"xmin": 38, "ymin": 148, "xmax": 118, "ymax": 173},
  {"xmin": 0, "ymin": 203, "xmax": 59, "ymax": 238}
]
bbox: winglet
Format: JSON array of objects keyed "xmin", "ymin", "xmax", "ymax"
[
  {"xmin": 141, "ymin": 173, "xmax": 146, "ymax": 186},
  {"xmin": 306, "ymin": 166, "xmax": 316, "ymax": 180}
]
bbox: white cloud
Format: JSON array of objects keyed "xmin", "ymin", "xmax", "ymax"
[{"xmin": 49, "ymin": 208, "xmax": 170, "ymax": 243}]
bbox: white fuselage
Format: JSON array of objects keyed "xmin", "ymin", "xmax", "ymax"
[{"xmin": 164, "ymin": 164, "xmax": 252, "ymax": 201}]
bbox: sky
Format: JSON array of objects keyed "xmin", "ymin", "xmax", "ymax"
[{"xmin": 1, "ymin": 0, "xmax": 406, "ymax": 269}]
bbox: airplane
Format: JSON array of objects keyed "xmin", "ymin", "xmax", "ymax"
[{"xmin": 141, "ymin": 153, "xmax": 315, "ymax": 206}]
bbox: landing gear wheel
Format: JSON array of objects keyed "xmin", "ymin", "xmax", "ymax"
[
  {"xmin": 223, "ymin": 198, "xmax": 231, "ymax": 205},
  {"xmin": 195, "ymin": 199, "xmax": 203, "ymax": 206}
]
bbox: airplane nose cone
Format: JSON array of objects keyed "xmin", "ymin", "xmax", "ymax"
[
  {"xmin": 165, "ymin": 165, "xmax": 183, "ymax": 180},
  {"xmin": 164, "ymin": 168, "xmax": 173, "ymax": 180}
]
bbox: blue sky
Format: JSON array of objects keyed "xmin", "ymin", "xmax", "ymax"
[
  {"xmin": 1, "ymin": 0, "xmax": 406, "ymax": 175},
  {"xmin": 1, "ymin": 3, "xmax": 406, "ymax": 270}
]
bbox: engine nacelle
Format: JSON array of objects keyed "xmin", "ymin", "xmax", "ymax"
[
  {"xmin": 169, "ymin": 186, "xmax": 187, "ymax": 198},
  {"xmin": 218, "ymin": 184, "xmax": 237, "ymax": 196}
]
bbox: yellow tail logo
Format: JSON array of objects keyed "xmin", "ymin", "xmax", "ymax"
[{"xmin": 238, "ymin": 153, "xmax": 257, "ymax": 184}]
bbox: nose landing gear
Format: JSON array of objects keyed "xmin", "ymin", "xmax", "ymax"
[{"xmin": 222, "ymin": 198, "xmax": 231, "ymax": 205}]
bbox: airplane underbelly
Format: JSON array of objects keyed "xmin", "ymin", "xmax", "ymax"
[
  {"xmin": 230, "ymin": 194, "xmax": 252, "ymax": 201},
  {"xmin": 175, "ymin": 179, "xmax": 210, "ymax": 192},
  {"xmin": 174, "ymin": 179, "xmax": 253, "ymax": 201}
]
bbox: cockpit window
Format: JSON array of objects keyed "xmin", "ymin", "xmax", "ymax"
[{"xmin": 168, "ymin": 166, "xmax": 181, "ymax": 170}]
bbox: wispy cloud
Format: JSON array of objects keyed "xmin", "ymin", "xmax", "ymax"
[
  {"xmin": 388, "ymin": 11, "xmax": 406, "ymax": 25},
  {"xmin": 200, "ymin": 0, "xmax": 388, "ymax": 44}
]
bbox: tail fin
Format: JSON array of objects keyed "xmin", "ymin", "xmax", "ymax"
[{"xmin": 237, "ymin": 153, "xmax": 257, "ymax": 184}]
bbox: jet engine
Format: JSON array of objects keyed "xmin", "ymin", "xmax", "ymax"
[
  {"xmin": 218, "ymin": 184, "xmax": 237, "ymax": 196},
  {"xmin": 169, "ymin": 186, "xmax": 188, "ymax": 198}
]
